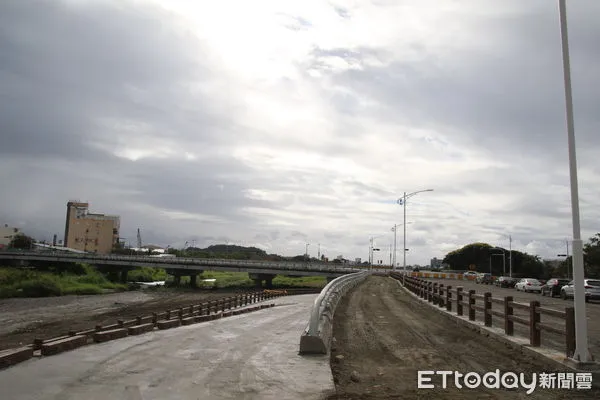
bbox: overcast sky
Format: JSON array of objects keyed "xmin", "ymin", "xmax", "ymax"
[{"xmin": 1, "ymin": 0, "xmax": 599, "ymax": 265}]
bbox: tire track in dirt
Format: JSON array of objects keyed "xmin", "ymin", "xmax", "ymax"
[{"xmin": 328, "ymin": 276, "xmax": 599, "ymax": 399}]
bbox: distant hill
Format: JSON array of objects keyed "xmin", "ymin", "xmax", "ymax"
[
  {"xmin": 172, "ymin": 244, "xmax": 289, "ymax": 261},
  {"xmin": 204, "ymin": 244, "xmax": 266, "ymax": 255},
  {"xmin": 114, "ymin": 243, "xmax": 318, "ymax": 262}
]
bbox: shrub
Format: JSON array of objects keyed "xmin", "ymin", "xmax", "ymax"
[
  {"xmin": 63, "ymin": 284, "xmax": 103, "ymax": 295},
  {"xmin": 17, "ymin": 276, "xmax": 63, "ymax": 297}
]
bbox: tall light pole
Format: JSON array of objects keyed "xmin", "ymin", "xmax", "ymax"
[
  {"xmin": 558, "ymin": 0, "xmax": 590, "ymax": 363},
  {"xmin": 391, "ymin": 222, "xmax": 412, "ymax": 270},
  {"xmin": 397, "ymin": 189, "xmax": 433, "ymax": 274}
]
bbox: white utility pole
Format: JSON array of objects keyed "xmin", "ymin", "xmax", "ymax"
[
  {"xmin": 403, "ymin": 192, "xmax": 407, "ymax": 272},
  {"xmin": 558, "ymin": 0, "xmax": 591, "ymax": 363}
]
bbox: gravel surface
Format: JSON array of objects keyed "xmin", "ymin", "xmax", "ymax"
[{"xmin": 326, "ymin": 276, "xmax": 599, "ymax": 399}]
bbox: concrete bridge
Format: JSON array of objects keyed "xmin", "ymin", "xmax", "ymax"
[{"xmin": 0, "ymin": 251, "xmax": 371, "ymax": 288}]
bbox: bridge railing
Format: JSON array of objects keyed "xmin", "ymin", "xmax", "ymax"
[
  {"xmin": 0, "ymin": 251, "xmax": 365, "ymax": 272},
  {"xmin": 391, "ymin": 272, "xmax": 576, "ymax": 358},
  {"xmin": 299, "ymin": 270, "xmax": 370, "ymax": 354}
]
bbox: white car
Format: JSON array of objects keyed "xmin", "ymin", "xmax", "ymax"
[{"xmin": 515, "ymin": 278, "xmax": 543, "ymax": 293}]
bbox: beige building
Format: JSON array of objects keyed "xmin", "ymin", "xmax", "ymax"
[
  {"xmin": 0, "ymin": 224, "xmax": 20, "ymax": 249},
  {"xmin": 63, "ymin": 201, "xmax": 120, "ymax": 254}
]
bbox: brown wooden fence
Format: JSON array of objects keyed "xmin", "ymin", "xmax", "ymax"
[
  {"xmin": 33, "ymin": 290, "xmax": 295, "ymax": 350},
  {"xmin": 390, "ymin": 272, "xmax": 576, "ymax": 357}
]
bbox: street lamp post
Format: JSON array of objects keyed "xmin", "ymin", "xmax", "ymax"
[
  {"xmin": 397, "ymin": 189, "xmax": 433, "ymax": 274},
  {"xmin": 391, "ymin": 222, "xmax": 412, "ymax": 270},
  {"xmin": 558, "ymin": 0, "xmax": 591, "ymax": 363}
]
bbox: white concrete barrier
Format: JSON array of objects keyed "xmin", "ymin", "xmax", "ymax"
[{"xmin": 299, "ymin": 271, "xmax": 370, "ymax": 354}]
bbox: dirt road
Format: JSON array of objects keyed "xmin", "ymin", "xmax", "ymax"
[
  {"xmin": 0, "ymin": 288, "xmax": 248, "ymax": 351},
  {"xmin": 327, "ymin": 276, "xmax": 599, "ymax": 399}
]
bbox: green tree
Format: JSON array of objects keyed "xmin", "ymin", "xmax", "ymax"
[
  {"xmin": 584, "ymin": 233, "xmax": 600, "ymax": 278},
  {"xmin": 443, "ymin": 243, "xmax": 547, "ymax": 278},
  {"xmin": 442, "ymin": 242, "xmax": 494, "ymax": 272},
  {"xmin": 9, "ymin": 233, "xmax": 34, "ymax": 249}
]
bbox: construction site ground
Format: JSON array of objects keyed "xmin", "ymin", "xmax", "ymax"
[
  {"xmin": 0, "ymin": 288, "xmax": 251, "ymax": 351},
  {"xmin": 327, "ymin": 275, "xmax": 599, "ymax": 399}
]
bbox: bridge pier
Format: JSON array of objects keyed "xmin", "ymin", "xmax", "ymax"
[
  {"xmin": 166, "ymin": 269, "xmax": 203, "ymax": 288},
  {"xmin": 173, "ymin": 274, "xmax": 181, "ymax": 285},
  {"xmin": 248, "ymin": 273, "xmax": 276, "ymax": 289},
  {"xmin": 119, "ymin": 269, "xmax": 128, "ymax": 284}
]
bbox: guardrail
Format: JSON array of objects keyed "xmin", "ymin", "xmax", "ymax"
[
  {"xmin": 391, "ymin": 272, "xmax": 576, "ymax": 357},
  {"xmin": 299, "ymin": 271, "xmax": 371, "ymax": 354}
]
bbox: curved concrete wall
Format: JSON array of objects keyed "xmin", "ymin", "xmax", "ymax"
[{"xmin": 299, "ymin": 271, "xmax": 370, "ymax": 354}]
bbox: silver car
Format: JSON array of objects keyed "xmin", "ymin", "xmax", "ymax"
[
  {"xmin": 515, "ymin": 278, "xmax": 543, "ymax": 293},
  {"xmin": 560, "ymin": 279, "xmax": 600, "ymax": 302}
]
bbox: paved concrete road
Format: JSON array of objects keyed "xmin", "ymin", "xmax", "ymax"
[
  {"xmin": 427, "ymin": 278, "xmax": 600, "ymax": 357},
  {"xmin": 0, "ymin": 295, "xmax": 334, "ymax": 400}
]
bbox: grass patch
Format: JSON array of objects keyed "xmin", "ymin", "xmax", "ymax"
[
  {"xmin": 127, "ymin": 267, "xmax": 168, "ymax": 283},
  {"xmin": 194, "ymin": 271, "xmax": 327, "ymax": 289},
  {"xmin": 272, "ymin": 275, "xmax": 326, "ymax": 288},
  {"xmin": 0, "ymin": 266, "xmax": 127, "ymax": 298}
]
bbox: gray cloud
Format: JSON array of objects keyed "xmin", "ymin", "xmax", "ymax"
[{"xmin": 1, "ymin": 0, "xmax": 599, "ymax": 264}]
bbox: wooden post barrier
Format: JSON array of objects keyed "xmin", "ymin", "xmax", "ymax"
[
  {"xmin": 446, "ymin": 285, "xmax": 452, "ymax": 312},
  {"xmin": 456, "ymin": 287, "xmax": 463, "ymax": 316},
  {"xmin": 530, "ymin": 300, "xmax": 541, "ymax": 347},
  {"xmin": 484, "ymin": 292, "xmax": 492, "ymax": 327},
  {"xmin": 504, "ymin": 296, "xmax": 514, "ymax": 336},
  {"xmin": 427, "ymin": 282, "xmax": 433, "ymax": 303},
  {"xmin": 438, "ymin": 284, "xmax": 445, "ymax": 308},
  {"xmin": 468, "ymin": 290, "xmax": 476, "ymax": 321}
]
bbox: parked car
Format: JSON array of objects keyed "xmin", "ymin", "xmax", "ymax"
[
  {"xmin": 476, "ymin": 273, "xmax": 494, "ymax": 284},
  {"xmin": 541, "ymin": 278, "xmax": 571, "ymax": 297},
  {"xmin": 495, "ymin": 276, "xmax": 517, "ymax": 288},
  {"xmin": 560, "ymin": 279, "xmax": 600, "ymax": 302},
  {"xmin": 515, "ymin": 278, "xmax": 543, "ymax": 293},
  {"xmin": 463, "ymin": 271, "xmax": 478, "ymax": 279}
]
